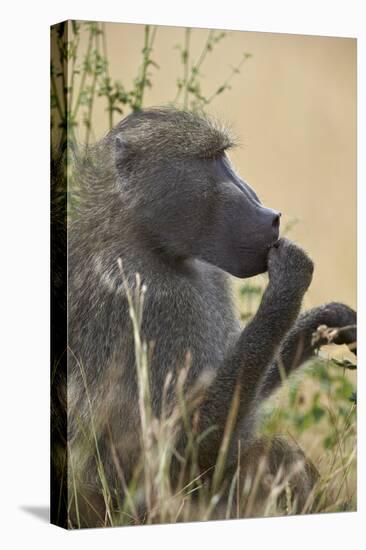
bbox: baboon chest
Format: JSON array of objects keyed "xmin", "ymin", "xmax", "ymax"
[{"xmin": 141, "ymin": 262, "xmax": 238, "ymax": 385}]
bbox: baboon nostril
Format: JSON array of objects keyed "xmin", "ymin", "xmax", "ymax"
[{"xmin": 272, "ymin": 212, "xmax": 281, "ymax": 228}]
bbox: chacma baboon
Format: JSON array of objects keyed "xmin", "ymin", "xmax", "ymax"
[{"xmin": 64, "ymin": 108, "xmax": 356, "ymax": 527}]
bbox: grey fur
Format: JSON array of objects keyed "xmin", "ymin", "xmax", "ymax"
[{"xmin": 67, "ymin": 107, "xmax": 356, "ymax": 525}]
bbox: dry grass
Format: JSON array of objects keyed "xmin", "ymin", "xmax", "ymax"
[{"xmin": 66, "ymin": 272, "xmax": 356, "ymax": 528}]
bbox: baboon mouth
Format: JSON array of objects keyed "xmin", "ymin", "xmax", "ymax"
[
  {"xmin": 269, "ymin": 237, "xmax": 280, "ymax": 249},
  {"xmin": 266, "ymin": 237, "xmax": 280, "ymax": 250}
]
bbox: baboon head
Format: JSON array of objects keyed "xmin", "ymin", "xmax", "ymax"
[{"xmin": 112, "ymin": 108, "xmax": 280, "ymax": 278}]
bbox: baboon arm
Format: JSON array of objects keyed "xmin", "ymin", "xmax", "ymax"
[
  {"xmin": 198, "ymin": 299, "xmax": 356, "ymax": 462},
  {"xmin": 198, "ymin": 285, "xmax": 303, "ymax": 456},
  {"xmin": 259, "ymin": 302, "xmax": 357, "ymax": 400}
]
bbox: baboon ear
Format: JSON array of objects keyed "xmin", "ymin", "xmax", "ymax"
[
  {"xmin": 115, "ymin": 135, "xmax": 128, "ymax": 156},
  {"xmin": 115, "ymin": 135, "xmax": 130, "ymax": 172}
]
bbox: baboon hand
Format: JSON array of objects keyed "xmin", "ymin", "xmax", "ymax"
[
  {"xmin": 267, "ymin": 238, "xmax": 314, "ymax": 294},
  {"xmin": 315, "ymin": 302, "xmax": 357, "ymax": 354}
]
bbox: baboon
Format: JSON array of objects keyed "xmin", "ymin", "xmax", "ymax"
[{"xmin": 63, "ymin": 108, "xmax": 356, "ymax": 527}]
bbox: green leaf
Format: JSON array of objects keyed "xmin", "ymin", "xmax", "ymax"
[
  {"xmin": 349, "ymin": 392, "xmax": 357, "ymax": 404},
  {"xmin": 312, "ymin": 406, "xmax": 325, "ymax": 422}
]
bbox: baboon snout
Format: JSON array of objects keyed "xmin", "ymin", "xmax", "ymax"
[
  {"xmin": 272, "ymin": 212, "xmax": 281, "ymax": 228},
  {"xmin": 261, "ymin": 208, "xmax": 281, "ymax": 245},
  {"xmin": 269, "ymin": 211, "xmax": 281, "ymax": 245}
]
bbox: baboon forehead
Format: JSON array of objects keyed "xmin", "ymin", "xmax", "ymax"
[{"xmin": 112, "ymin": 107, "xmax": 236, "ymax": 159}]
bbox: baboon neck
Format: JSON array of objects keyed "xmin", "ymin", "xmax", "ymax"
[{"xmin": 89, "ymin": 233, "xmax": 194, "ymax": 296}]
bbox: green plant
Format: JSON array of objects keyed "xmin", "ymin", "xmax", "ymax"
[
  {"xmin": 173, "ymin": 29, "xmax": 251, "ymax": 111},
  {"xmin": 52, "ymin": 21, "xmax": 142, "ymax": 147},
  {"xmin": 51, "ymin": 22, "xmax": 252, "ymax": 149}
]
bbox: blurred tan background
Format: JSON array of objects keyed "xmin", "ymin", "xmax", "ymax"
[{"xmin": 77, "ymin": 22, "xmax": 356, "ymax": 310}]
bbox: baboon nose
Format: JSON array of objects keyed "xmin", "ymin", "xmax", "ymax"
[{"xmin": 272, "ymin": 212, "xmax": 281, "ymax": 228}]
